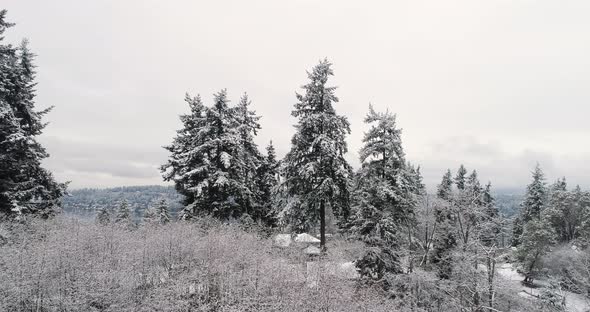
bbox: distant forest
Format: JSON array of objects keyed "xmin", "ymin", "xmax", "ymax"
[
  {"xmin": 62, "ymin": 185, "xmax": 185, "ymax": 220},
  {"xmin": 61, "ymin": 185, "xmax": 522, "ymax": 221}
]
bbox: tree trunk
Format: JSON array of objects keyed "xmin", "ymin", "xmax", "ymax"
[{"xmin": 320, "ymin": 200, "xmax": 326, "ymax": 252}]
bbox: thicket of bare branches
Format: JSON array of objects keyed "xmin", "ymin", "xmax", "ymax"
[{"xmin": 0, "ymin": 217, "xmax": 392, "ymax": 312}]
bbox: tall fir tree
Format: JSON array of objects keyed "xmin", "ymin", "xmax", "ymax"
[
  {"xmin": 279, "ymin": 59, "xmax": 352, "ymax": 250},
  {"xmin": 433, "ymin": 169, "xmax": 457, "ymax": 279},
  {"xmin": 520, "ymin": 164, "xmax": 547, "ymax": 222},
  {"xmin": 235, "ymin": 93, "xmax": 263, "ymax": 215},
  {"xmin": 162, "ymin": 94, "xmax": 208, "ymax": 219},
  {"xmin": 115, "ymin": 200, "xmax": 132, "ymax": 224},
  {"xmin": 437, "ymin": 169, "xmax": 453, "ymax": 200},
  {"xmin": 351, "ymin": 105, "xmax": 417, "ymax": 278},
  {"xmin": 480, "ymin": 182, "xmax": 500, "ymax": 246},
  {"xmin": 513, "ymin": 164, "xmax": 547, "ymax": 246},
  {"xmin": 255, "ymin": 141, "xmax": 279, "ymax": 226},
  {"xmin": 455, "ymin": 164, "xmax": 468, "ymax": 191},
  {"xmin": 157, "ymin": 198, "xmax": 171, "ymax": 224},
  {"xmin": 0, "ymin": 11, "xmax": 66, "ymax": 218}
]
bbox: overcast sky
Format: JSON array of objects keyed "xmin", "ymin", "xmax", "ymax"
[{"xmin": 4, "ymin": 0, "xmax": 590, "ymax": 191}]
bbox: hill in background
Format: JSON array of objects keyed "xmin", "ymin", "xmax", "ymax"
[
  {"xmin": 62, "ymin": 185, "xmax": 523, "ymax": 222},
  {"xmin": 62, "ymin": 185, "xmax": 185, "ymax": 221}
]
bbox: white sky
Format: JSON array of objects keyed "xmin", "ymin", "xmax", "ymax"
[{"xmin": 4, "ymin": 0, "xmax": 590, "ymax": 191}]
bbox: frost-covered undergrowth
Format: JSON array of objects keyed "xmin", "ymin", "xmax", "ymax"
[
  {"xmin": 0, "ymin": 217, "xmax": 393, "ymax": 312},
  {"xmin": 498, "ymin": 262, "xmax": 590, "ymax": 312}
]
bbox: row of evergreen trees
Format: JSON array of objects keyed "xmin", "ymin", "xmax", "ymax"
[
  {"xmin": 161, "ymin": 59, "xmax": 425, "ymax": 252},
  {"xmin": 161, "ymin": 59, "xmax": 431, "ymax": 285},
  {"xmin": 0, "ymin": 10, "xmax": 65, "ymax": 219},
  {"xmin": 96, "ymin": 198, "xmax": 171, "ymax": 226}
]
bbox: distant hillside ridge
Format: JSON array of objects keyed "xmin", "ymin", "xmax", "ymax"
[
  {"xmin": 62, "ymin": 185, "xmax": 185, "ymax": 220},
  {"xmin": 62, "ymin": 185, "xmax": 523, "ymax": 221}
]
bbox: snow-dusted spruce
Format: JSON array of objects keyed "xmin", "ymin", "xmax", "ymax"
[
  {"xmin": 545, "ymin": 179, "xmax": 590, "ymax": 243},
  {"xmin": 115, "ymin": 200, "xmax": 132, "ymax": 224},
  {"xmin": 0, "ymin": 10, "xmax": 66, "ymax": 218},
  {"xmin": 234, "ymin": 93, "xmax": 266, "ymax": 222},
  {"xmin": 513, "ymin": 164, "xmax": 547, "ymax": 246},
  {"xmin": 161, "ymin": 90, "xmax": 267, "ymax": 223},
  {"xmin": 96, "ymin": 206, "xmax": 111, "ymax": 225},
  {"xmin": 431, "ymin": 165, "xmax": 498, "ymax": 279},
  {"xmin": 436, "ymin": 169, "xmax": 453, "ymax": 200},
  {"xmin": 278, "ymin": 59, "xmax": 352, "ymax": 250},
  {"xmin": 256, "ymin": 141, "xmax": 279, "ymax": 226},
  {"xmin": 350, "ymin": 105, "xmax": 421, "ymax": 279},
  {"xmin": 432, "ymin": 168, "xmax": 459, "ymax": 279},
  {"xmin": 142, "ymin": 199, "xmax": 170, "ymax": 225},
  {"xmin": 454, "ymin": 164, "xmax": 468, "ymax": 191},
  {"xmin": 161, "ymin": 94, "xmax": 208, "ymax": 219},
  {"xmin": 156, "ymin": 198, "xmax": 171, "ymax": 224},
  {"xmin": 517, "ymin": 217, "xmax": 556, "ymax": 285}
]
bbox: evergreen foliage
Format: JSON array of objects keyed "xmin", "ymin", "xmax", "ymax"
[
  {"xmin": 350, "ymin": 105, "xmax": 419, "ymax": 279},
  {"xmin": 96, "ymin": 206, "xmax": 111, "ymax": 225},
  {"xmin": 454, "ymin": 165, "xmax": 468, "ymax": 191},
  {"xmin": 278, "ymin": 59, "xmax": 352, "ymax": 249},
  {"xmin": 521, "ymin": 164, "xmax": 547, "ymax": 223},
  {"xmin": 513, "ymin": 164, "xmax": 547, "ymax": 246},
  {"xmin": 437, "ymin": 170, "xmax": 453, "ymax": 200},
  {"xmin": 115, "ymin": 200, "xmax": 132, "ymax": 224},
  {"xmin": 256, "ymin": 141, "xmax": 279, "ymax": 226},
  {"xmin": 0, "ymin": 10, "xmax": 66, "ymax": 218},
  {"xmin": 161, "ymin": 91, "xmax": 267, "ymax": 222},
  {"xmin": 156, "ymin": 198, "xmax": 171, "ymax": 224},
  {"xmin": 517, "ymin": 217, "xmax": 557, "ymax": 284}
]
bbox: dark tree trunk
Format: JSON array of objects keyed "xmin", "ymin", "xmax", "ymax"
[{"xmin": 320, "ymin": 200, "xmax": 326, "ymax": 252}]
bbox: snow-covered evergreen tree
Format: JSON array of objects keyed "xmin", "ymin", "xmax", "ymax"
[
  {"xmin": 521, "ymin": 164, "xmax": 547, "ymax": 222},
  {"xmin": 545, "ymin": 181, "xmax": 589, "ymax": 243},
  {"xmin": 513, "ymin": 164, "xmax": 547, "ymax": 246},
  {"xmin": 156, "ymin": 198, "xmax": 171, "ymax": 224},
  {"xmin": 432, "ymin": 169, "xmax": 456, "ymax": 274},
  {"xmin": 162, "ymin": 90, "xmax": 264, "ymax": 221},
  {"xmin": 96, "ymin": 206, "xmax": 111, "ymax": 225},
  {"xmin": 480, "ymin": 182, "xmax": 500, "ymax": 243},
  {"xmin": 517, "ymin": 217, "xmax": 556, "ymax": 284},
  {"xmin": 255, "ymin": 141, "xmax": 279, "ymax": 226},
  {"xmin": 437, "ymin": 170, "xmax": 453, "ymax": 200},
  {"xmin": 350, "ymin": 105, "xmax": 417, "ymax": 278},
  {"xmin": 115, "ymin": 200, "xmax": 132, "ymax": 224},
  {"xmin": 279, "ymin": 59, "xmax": 352, "ymax": 249},
  {"xmin": 161, "ymin": 94, "xmax": 208, "ymax": 220},
  {"xmin": 234, "ymin": 93, "xmax": 264, "ymax": 218},
  {"xmin": 455, "ymin": 165, "xmax": 468, "ymax": 191},
  {"xmin": 0, "ymin": 11, "xmax": 66, "ymax": 218}
]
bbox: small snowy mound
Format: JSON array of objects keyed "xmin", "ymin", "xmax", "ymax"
[{"xmin": 294, "ymin": 233, "xmax": 320, "ymax": 244}]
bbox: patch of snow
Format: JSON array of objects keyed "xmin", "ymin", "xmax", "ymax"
[{"xmin": 294, "ymin": 233, "xmax": 320, "ymax": 244}]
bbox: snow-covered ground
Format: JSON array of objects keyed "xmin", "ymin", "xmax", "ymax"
[{"xmin": 497, "ymin": 262, "xmax": 589, "ymax": 312}]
